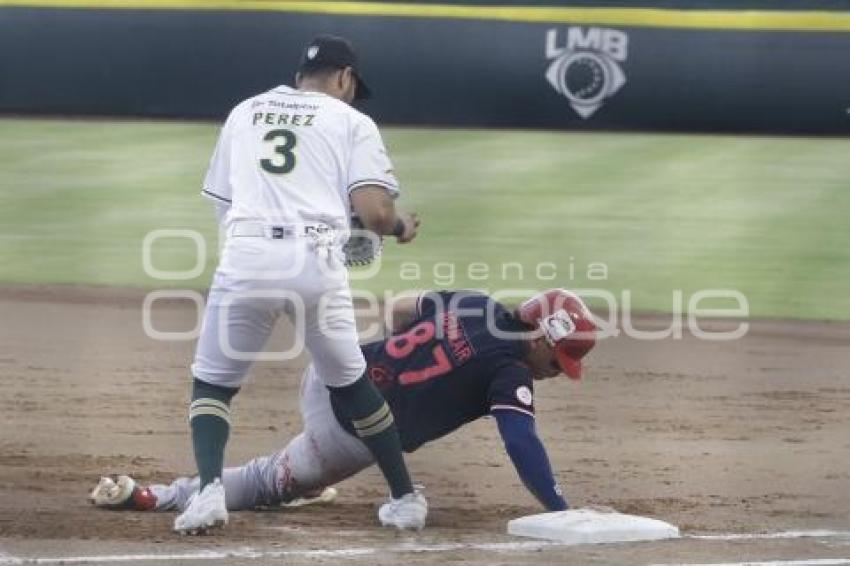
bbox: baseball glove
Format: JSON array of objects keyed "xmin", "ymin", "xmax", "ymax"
[{"xmin": 342, "ymin": 216, "xmax": 382, "ymax": 267}]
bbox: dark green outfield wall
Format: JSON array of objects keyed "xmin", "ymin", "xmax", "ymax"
[{"xmin": 1, "ymin": 7, "xmax": 848, "ymax": 134}]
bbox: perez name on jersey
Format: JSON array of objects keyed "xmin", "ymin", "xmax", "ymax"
[{"xmin": 252, "ymin": 112, "xmax": 316, "ymax": 127}]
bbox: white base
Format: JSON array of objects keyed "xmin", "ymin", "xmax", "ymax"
[{"xmin": 507, "ymin": 507, "xmax": 680, "ymax": 545}]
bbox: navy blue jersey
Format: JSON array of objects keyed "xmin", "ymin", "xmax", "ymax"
[{"xmin": 331, "ymin": 291, "xmax": 535, "ymax": 452}]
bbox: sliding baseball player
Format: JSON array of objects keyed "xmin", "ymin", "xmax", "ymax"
[{"xmin": 92, "ymin": 290, "xmax": 596, "ymax": 519}]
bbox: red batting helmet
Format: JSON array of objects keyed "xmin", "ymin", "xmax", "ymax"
[{"xmin": 516, "ymin": 289, "xmax": 597, "ymax": 380}]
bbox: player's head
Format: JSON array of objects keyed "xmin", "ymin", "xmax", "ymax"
[
  {"xmin": 295, "ymin": 35, "xmax": 372, "ymax": 104},
  {"xmin": 516, "ymin": 289, "xmax": 597, "ymax": 380}
]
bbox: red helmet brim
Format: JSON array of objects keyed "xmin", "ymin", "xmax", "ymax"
[{"xmin": 555, "ymin": 348, "xmax": 582, "ymax": 380}]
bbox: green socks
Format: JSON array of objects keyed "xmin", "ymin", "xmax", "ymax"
[
  {"xmin": 329, "ymin": 376, "xmax": 413, "ymax": 499},
  {"xmin": 190, "ymin": 375, "xmax": 412, "ymax": 498},
  {"xmin": 190, "ymin": 378, "xmax": 239, "ymax": 489}
]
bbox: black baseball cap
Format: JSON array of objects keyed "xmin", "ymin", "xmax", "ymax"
[{"xmin": 297, "ymin": 35, "xmax": 372, "ymax": 100}]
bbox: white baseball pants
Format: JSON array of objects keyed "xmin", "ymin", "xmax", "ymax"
[{"xmin": 192, "ymin": 234, "xmax": 366, "ymax": 389}]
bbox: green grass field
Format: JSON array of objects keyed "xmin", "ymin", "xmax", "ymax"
[{"xmin": 1, "ymin": 118, "xmax": 848, "ymax": 320}]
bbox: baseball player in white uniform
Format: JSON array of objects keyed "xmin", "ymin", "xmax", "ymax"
[{"xmin": 176, "ymin": 35, "xmax": 425, "ymax": 534}]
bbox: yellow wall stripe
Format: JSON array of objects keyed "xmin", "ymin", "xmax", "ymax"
[{"xmin": 0, "ymin": 0, "xmax": 848, "ymax": 32}]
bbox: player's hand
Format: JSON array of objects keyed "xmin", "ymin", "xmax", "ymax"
[{"xmin": 396, "ymin": 212, "xmax": 420, "ymax": 244}]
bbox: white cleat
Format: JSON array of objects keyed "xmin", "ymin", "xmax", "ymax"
[
  {"xmin": 173, "ymin": 478, "xmax": 228, "ymax": 535},
  {"xmin": 378, "ymin": 490, "xmax": 428, "ymax": 531}
]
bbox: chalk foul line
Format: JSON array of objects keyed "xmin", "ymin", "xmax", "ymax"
[
  {"xmin": 0, "ymin": 530, "xmax": 848, "ymax": 564},
  {"xmin": 687, "ymin": 530, "xmax": 850, "ymax": 541},
  {"xmin": 652, "ymin": 559, "xmax": 850, "ymax": 566}
]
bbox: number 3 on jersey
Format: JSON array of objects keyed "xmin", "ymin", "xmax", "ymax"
[
  {"xmin": 386, "ymin": 321, "xmax": 453, "ymax": 386},
  {"xmin": 260, "ymin": 129, "xmax": 296, "ymax": 174}
]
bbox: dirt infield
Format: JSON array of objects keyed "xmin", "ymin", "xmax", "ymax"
[{"xmin": 1, "ymin": 285, "xmax": 849, "ymax": 564}]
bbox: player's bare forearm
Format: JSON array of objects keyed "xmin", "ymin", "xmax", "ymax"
[
  {"xmin": 350, "ymin": 185, "xmax": 419, "ymax": 243},
  {"xmin": 351, "ymin": 186, "xmax": 395, "ymax": 232},
  {"xmin": 385, "ymin": 295, "xmax": 420, "ymax": 335}
]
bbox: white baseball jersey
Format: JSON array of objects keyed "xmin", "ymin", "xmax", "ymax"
[{"xmin": 201, "ymin": 85, "xmax": 399, "ymax": 226}]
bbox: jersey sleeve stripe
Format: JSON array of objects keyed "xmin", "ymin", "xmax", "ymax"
[
  {"xmin": 201, "ymin": 188, "xmax": 232, "ymax": 204},
  {"xmin": 491, "ymin": 404, "xmax": 535, "ymax": 418},
  {"xmin": 348, "ymin": 179, "xmax": 399, "ymax": 194}
]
